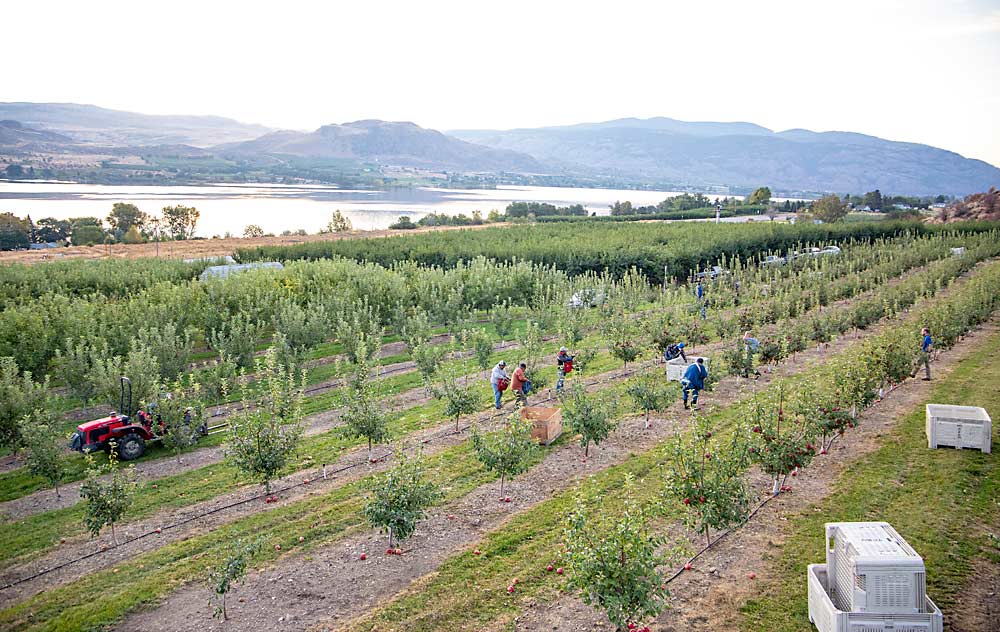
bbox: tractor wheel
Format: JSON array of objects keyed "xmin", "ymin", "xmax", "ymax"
[{"xmin": 118, "ymin": 434, "xmax": 146, "ymax": 461}]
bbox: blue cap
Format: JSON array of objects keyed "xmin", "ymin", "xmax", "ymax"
[{"xmin": 677, "ymin": 343, "xmax": 685, "ymax": 348}]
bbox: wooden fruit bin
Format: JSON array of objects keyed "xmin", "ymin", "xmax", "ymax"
[{"xmin": 521, "ymin": 406, "xmax": 563, "ymax": 445}]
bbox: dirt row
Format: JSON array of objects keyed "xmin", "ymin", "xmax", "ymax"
[
  {"xmin": 0, "ymin": 353, "xmax": 654, "ymax": 607},
  {"xmin": 500, "ymin": 320, "xmax": 1000, "ymax": 632},
  {"xmin": 0, "ymin": 254, "xmax": 965, "ymax": 595},
  {"xmin": 112, "ymin": 316, "xmax": 892, "ymax": 632}
]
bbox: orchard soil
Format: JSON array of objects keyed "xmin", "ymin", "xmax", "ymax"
[
  {"xmin": 503, "ymin": 320, "xmax": 1000, "ymax": 632},
  {"xmin": 114, "ymin": 313, "xmax": 931, "ymax": 632}
]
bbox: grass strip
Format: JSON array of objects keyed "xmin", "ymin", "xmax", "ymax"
[{"xmin": 738, "ymin": 328, "xmax": 1000, "ymax": 631}]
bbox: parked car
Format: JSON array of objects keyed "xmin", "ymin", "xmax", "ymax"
[
  {"xmin": 762, "ymin": 255, "xmax": 786, "ymax": 266},
  {"xmin": 820, "ymin": 245, "xmax": 841, "ymax": 256}
]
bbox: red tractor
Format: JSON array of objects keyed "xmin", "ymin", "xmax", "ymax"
[{"xmin": 68, "ymin": 377, "xmax": 206, "ymax": 461}]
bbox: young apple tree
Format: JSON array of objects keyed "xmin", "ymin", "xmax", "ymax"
[
  {"xmin": 608, "ymin": 317, "xmax": 641, "ymax": 372},
  {"xmin": 563, "ymin": 475, "xmax": 672, "ymax": 632},
  {"xmin": 466, "ymin": 328, "xmax": 495, "ymax": 376},
  {"xmin": 208, "ymin": 536, "xmax": 265, "ymax": 621},
  {"xmin": 490, "ymin": 298, "xmax": 515, "ymax": 346},
  {"xmin": 626, "ymin": 374, "xmax": 676, "ymax": 429},
  {"xmin": 80, "ymin": 449, "xmax": 140, "ymax": 546},
  {"xmin": 342, "ymin": 356, "xmax": 391, "ymax": 461},
  {"xmin": 432, "ymin": 371, "xmax": 482, "ymax": 432},
  {"xmin": 0, "ymin": 357, "xmax": 49, "ymax": 451},
  {"xmin": 563, "ymin": 384, "xmax": 618, "ymax": 457},
  {"xmin": 18, "ymin": 413, "xmax": 67, "ymax": 498},
  {"xmin": 412, "ymin": 340, "xmax": 447, "ymax": 386},
  {"xmin": 363, "ymin": 451, "xmax": 441, "ymax": 548},
  {"xmin": 664, "ymin": 416, "xmax": 752, "ymax": 546},
  {"xmin": 745, "ymin": 387, "xmax": 818, "ymax": 496},
  {"xmin": 224, "ymin": 348, "xmax": 305, "ymax": 494},
  {"xmin": 471, "ymin": 413, "xmax": 538, "ymax": 498}
]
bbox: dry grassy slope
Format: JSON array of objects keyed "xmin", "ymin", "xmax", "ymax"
[{"xmin": 0, "ymin": 223, "xmax": 496, "ymax": 264}]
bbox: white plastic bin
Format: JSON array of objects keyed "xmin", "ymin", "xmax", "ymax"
[
  {"xmin": 808, "ymin": 564, "xmax": 943, "ymax": 632},
  {"xmin": 925, "ymin": 404, "xmax": 992, "ymax": 453},
  {"xmin": 666, "ymin": 356, "xmax": 709, "ymax": 382},
  {"xmin": 825, "ymin": 522, "xmax": 927, "ymax": 614}
]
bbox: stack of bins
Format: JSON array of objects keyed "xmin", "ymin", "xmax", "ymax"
[{"xmin": 807, "ymin": 522, "xmax": 943, "ymax": 632}]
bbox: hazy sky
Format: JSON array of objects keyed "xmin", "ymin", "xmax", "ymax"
[{"xmin": 3, "ymin": 0, "xmax": 999, "ymax": 166}]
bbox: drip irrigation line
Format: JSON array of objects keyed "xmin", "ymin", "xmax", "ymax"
[{"xmin": 0, "ymin": 360, "xmax": 649, "ymax": 592}]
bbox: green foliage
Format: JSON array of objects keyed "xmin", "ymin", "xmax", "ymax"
[
  {"xmin": 208, "ymin": 536, "xmax": 265, "ymax": 621},
  {"xmin": 664, "ymin": 416, "xmax": 752, "ymax": 543},
  {"xmin": 274, "ymin": 299, "xmax": 329, "ymax": 362},
  {"xmin": 79, "ymin": 450, "xmax": 140, "ymax": 545},
  {"xmin": 745, "ymin": 387, "xmax": 817, "ymax": 495},
  {"xmin": 322, "ymin": 209, "xmax": 353, "ymax": 233},
  {"xmin": 210, "ymin": 314, "xmax": 263, "ymax": 370},
  {"xmin": 18, "ymin": 412, "xmax": 66, "ymax": 497},
  {"xmin": 412, "ymin": 341, "xmax": 447, "ymax": 385},
  {"xmin": 161, "ymin": 205, "xmax": 200, "ymax": 239},
  {"xmin": 808, "ymin": 194, "xmax": 848, "ymax": 223},
  {"xmin": 388, "ymin": 216, "xmax": 418, "ymax": 230},
  {"xmin": 0, "ymin": 212, "xmax": 32, "ymax": 250},
  {"xmin": 402, "ymin": 308, "xmax": 432, "ymax": 350},
  {"xmin": 466, "ymin": 327, "xmax": 495, "ymax": 372},
  {"xmin": 156, "ymin": 377, "xmax": 207, "ymax": 461},
  {"xmin": 136, "ymin": 323, "xmax": 193, "ymax": 380},
  {"xmin": 563, "ymin": 475, "xmax": 672, "ymax": 631},
  {"xmin": 342, "ymin": 356, "xmax": 391, "ymax": 459},
  {"xmin": 0, "ymin": 357, "xmax": 49, "ymax": 450},
  {"xmin": 471, "ymin": 413, "xmax": 538, "ymax": 496},
  {"xmin": 107, "ymin": 202, "xmax": 148, "ymax": 237},
  {"xmin": 363, "ymin": 451, "xmax": 441, "ymax": 547},
  {"xmin": 562, "ymin": 384, "xmax": 618, "ymax": 456},
  {"xmin": 626, "ymin": 373, "xmax": 675, "ymax": 428},
  {"xmin": 491, "ymin": 298, "xmax": 516, "ymax": 342},
  {"xmin": 91, "ymin": 344, "xmax": 161, "ymax": 416},
  {"xmin": 571, "ymin": 344, "xmax": 598, "ymax": 375},
  {"xmin": 748, "ymin": 186, "xmax": 772, "ymax": 205},
  {"xmin": 608, "ymin": 315, "xmax": 642, "ymax": 370},
  {"xmin": 336, "ymin": 301, "xmax": 383, "ymax": 364},
  {"xmin": 432, "ymin": 372, "xmax": 481, "ymax": 431},
  {"xmin": 224, "ymin": 348, "xmax": 305, "ymax": 493}
]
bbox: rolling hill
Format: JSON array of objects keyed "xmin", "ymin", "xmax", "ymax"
[
  {"xmin": 453, "ymin": 117, "xmax": 1000, "ymax": 196},
  {"xmin": 0, "ymin": 102, "xmax": 272, "ymax": 147},
  {"xmin": 215, "ymin": 119, "xmax": 546, "ymax": 173}
]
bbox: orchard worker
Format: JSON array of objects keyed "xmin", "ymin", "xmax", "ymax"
[
  {"xmin": 663, "ymin": 341, "xmax": 688, "ymax": 363},
  {"xmin": 681, "ymin": 357, "xmax": 708, "ymax": 410},
  {"xmin": 918, "ymin": 327, "xmax": 933, "ymax": 381},
  {"xmin": 511, "ymin": 362, "xmax": 528, "ymax": 407},
  {"xmin": 742, "ymin": 330, "xmax": 761, "ymax": 379},
  {"xmin": 490, "ymin": 360, "xmax": 510, "ymax": 409},
  {"xmin": 556, "ymin": 347, "xmax": 574, "ymax": 393}
]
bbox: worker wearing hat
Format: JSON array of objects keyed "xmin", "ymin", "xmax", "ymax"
[
  {"xmin": 556, "ymin": 346, "xmax": 575, "ymax": 393},
  {"xmin": 490, "ymin": 360, "xmax": 510, "ymax": 409}
]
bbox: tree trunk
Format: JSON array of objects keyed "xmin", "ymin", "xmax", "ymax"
[
  {"xmin": 585, "ymin": 442, "xmax": 590, "ymax": 457},
  {"xmin": 368, "ymin": 438, "xmax": 373, "ymax": 462},
  {"xmin": 500, "ymin": 473, "xmax": 505, "ymax": 497},
  {"xmin": 644, "ymin": 410, "xmax": 651, "ymax": 430},
  {"xmin": 222, "ymin": 593, "xmax": 227, "ymax": 621},
  {"xmin": 111, "ymin": 521, "xmax": 118, "ymax": 546},
  {"xmin": 388, "ymin": 526, "xmax": 394, "ymax": 549}
]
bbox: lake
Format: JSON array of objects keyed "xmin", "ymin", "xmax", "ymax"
[{"xmin": 0, "ymin": 182, "xmax": 718, "ymax": 236}]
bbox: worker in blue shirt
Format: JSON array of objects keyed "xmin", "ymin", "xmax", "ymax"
[
  {"xmin": 681, "ymin": 358, "xmax": 708, "ymax": 410},
  {"xmin": 918, "ymin": 327, "xmax": 933, "ymax": 380}
]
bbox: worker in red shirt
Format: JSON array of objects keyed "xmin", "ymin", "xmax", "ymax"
[{"xmin": 511, "ymin": 362, "xmax": 528, "ymax": 407}]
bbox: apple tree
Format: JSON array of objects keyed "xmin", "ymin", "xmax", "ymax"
[
  {"xmin": 563, "ymin": 475, "xmax": 672, "ymax": 632},
  {"xmin": 342, "ymin": 355, "xmax": 391, "ymax": 461},
  {"xmin": 563, "ymin": 384, "xmax": 618, "ymax": 457},
  {"xmin": 208, "ymin": 536, "xmax": 265, "ymax": 621},
  {"xmin": 80, "ymin": 449, "xmax": 140, "ymax": 546},
  {"xmin": 363, "ymin": 451, "xmax": 441, "ymax": 548},
  {"xmin": 471, "ymin": 413, "xmax": 538, "ymax": 497},
  {"xmin": 664, "ymin": 416, "xmax": 752, "ymax": 545}
]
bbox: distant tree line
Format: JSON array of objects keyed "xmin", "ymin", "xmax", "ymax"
[
  {"xmin": 0, "ymin": 203, "xmax": 201, "ymax": 250},
  {"xmin": 843, "ymin": 190, "xmax": 950, "ymax": 211}
]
